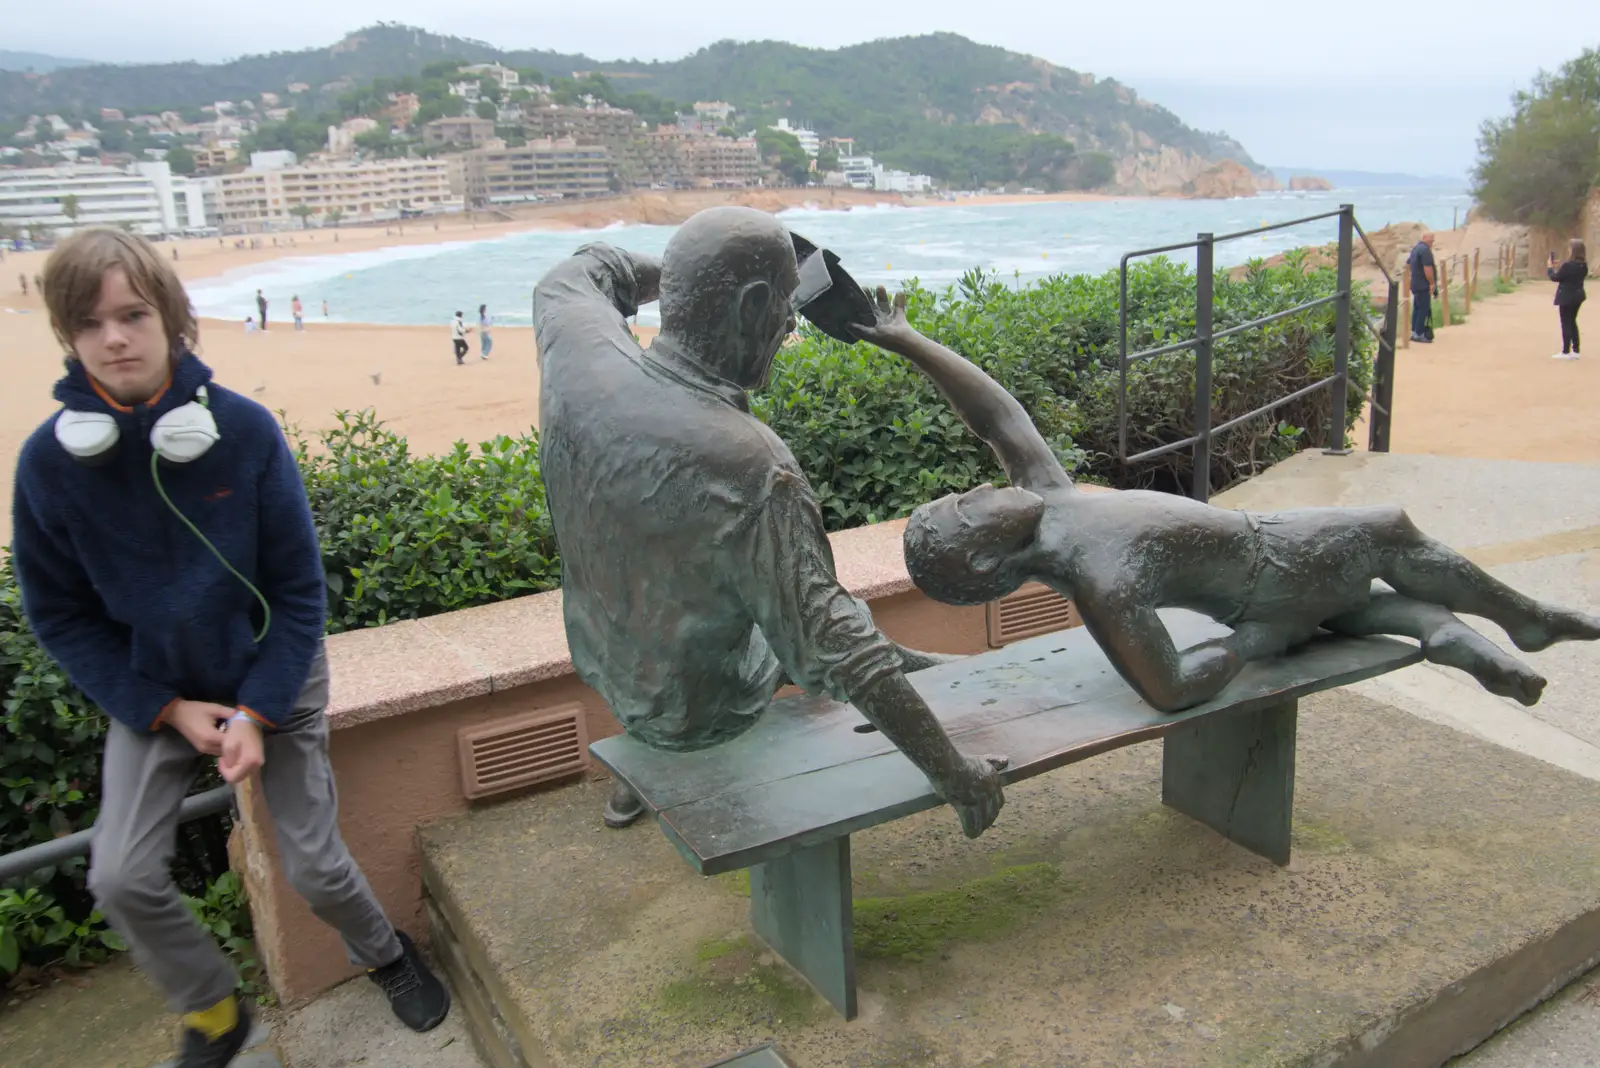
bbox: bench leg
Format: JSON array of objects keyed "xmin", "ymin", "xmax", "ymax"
[
  {"xmin": 1162, "ymin": 698, "xmax": 1297, "ymax": 866},
  {"xmin": 748, "ymin": 836, "xmax": 857, "ymax": 1020}
]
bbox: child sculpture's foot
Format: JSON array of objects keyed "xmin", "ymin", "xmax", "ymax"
[
  {"xmin": 1426, "ymin": 623, "xmax": 1547, "ymax": 705},
  {"xmin": 1508, "ymin": 609, "xmax": 1600, "ymax": 653}
]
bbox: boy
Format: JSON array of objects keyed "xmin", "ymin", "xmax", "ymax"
[
  {"xmin": 850, "ymin": 287, "xmax": 1600, "ymax": 713},
  {"xmin": 12, "ymin": 229, "xmax": 449, "ymax": 1067}
]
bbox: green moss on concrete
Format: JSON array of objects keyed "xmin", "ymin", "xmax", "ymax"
[
  {"xmin": 853, "ymin": 862, "xmax": 1072, "ymax": 962},
  {"xmin": 654, "ymin": 935, "xmax": 822, "ymax": 1030},
  {"xmin": 1292, "ymin": 817, "xmax": 1353, "ymax": 854},
  {"xmin": 696, "ymin": 935, "xmax": 749, "ymax": 962},
  {"xmin": 714, "ymin": 869, "xmax": 751, "ymax": 897}
]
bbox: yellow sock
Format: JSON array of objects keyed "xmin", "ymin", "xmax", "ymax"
[{"xmin": 182, "ymin": 994, "xmax": 238, "ymax": 1040}]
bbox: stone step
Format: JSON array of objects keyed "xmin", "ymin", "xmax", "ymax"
[{"xmin": 417, "ymin": 689, "xmax": 1600, "ymax": 1067}]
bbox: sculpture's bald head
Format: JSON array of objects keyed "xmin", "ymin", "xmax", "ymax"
[{"xmin": 659, "ymin": 206, "xmax": 800, "ymax": 389}]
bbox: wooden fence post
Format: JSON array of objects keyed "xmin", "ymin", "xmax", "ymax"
[
  {"xmin": 1401, "ymin": 269, "xmax": 1411, "ymax": 348},
  {"xmin": 1463, "ymin": 255, "xmax": 1472, "ymax": 314},
  {"xmin": 1473, "ymin": 248, "xmax": 1480, "ymax": 298},
  {"xmin": 1440, "ymin": 258, "xmax": 1451, "ymax": 327}
]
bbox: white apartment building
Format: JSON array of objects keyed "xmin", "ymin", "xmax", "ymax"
[
  {"xmin": 873, "ymin": 165, "xmax": 933, "ymax": 194},
  {"xmin": 461, "ymin": 63, "xmax": 519, "ymax": 91},
  {"xmin": 770, "ymin": 118, "xmax": 820, "ymax": 158},
  {"xmin": 217, "ymin": 158, "xmax": 462, "ymax": 228},
  {"xmin": 837, "ymin": 154, "xmax": 877, "ymax": 189},
  {"xmin": 0, "ymin": 161, "xmax": 216, "ymax": 236}
]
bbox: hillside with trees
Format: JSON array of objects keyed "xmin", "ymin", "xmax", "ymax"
[{"xmin": 0, "ymin": 24, "xmax": 1257, "ymax": 191}]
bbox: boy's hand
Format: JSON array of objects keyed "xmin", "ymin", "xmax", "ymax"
[
  {"xmin": 850, "ymin": 286, "xmax": 920, "ymax": 353},
  {"xmin": 165, "ymin": 699, "xmax": 230, "ymax": 756},
  {"xmin": 219, "ymin": 717, "xmax": 265, "ymax": 784}
]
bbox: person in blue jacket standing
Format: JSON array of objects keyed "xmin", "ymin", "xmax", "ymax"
[{"xmin": 11, "ymin": 229, "xmax": 449, "ymax": 1068}]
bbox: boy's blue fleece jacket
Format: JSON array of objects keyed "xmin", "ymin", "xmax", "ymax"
[{"xmin": 10, "ymin": 352, "xmax": 326, "ymax": 731}]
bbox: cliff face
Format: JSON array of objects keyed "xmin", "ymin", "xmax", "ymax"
[
  {"xmin": 1184, "ymin": 159, "xmax": 1260, "ymax": 199},
  {"xmin": 1114, "ymin": 147, "xmax": 1278, "ymax": 197},
  {"xmin": 1290, "ymin": 175, "xmax": 1334, "ymax": 191}
]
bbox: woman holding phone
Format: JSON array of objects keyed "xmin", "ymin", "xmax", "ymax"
[{"xmin": 1548, "ymin": 239, "xmax": 1587, "ymax": 360}]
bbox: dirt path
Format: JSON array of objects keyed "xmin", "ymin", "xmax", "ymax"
[{"xmin": 1371, "ymin": 281, "xmax": 1597, "ymax": 462}]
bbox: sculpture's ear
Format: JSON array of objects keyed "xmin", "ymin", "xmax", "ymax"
[
  {"xmin": 737, "ymin": 279, "xmax": 773, "ymax": 336},
  {"xmin": 969, "ymin": 549, "xmax": 1003, "ymax": 575}
]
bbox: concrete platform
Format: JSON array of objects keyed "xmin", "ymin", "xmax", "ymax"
[{"xmin": 419, "ymin": 687, "xmax": 1600, "ymax": 1068}]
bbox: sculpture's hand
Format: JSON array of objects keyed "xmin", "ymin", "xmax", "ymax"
[
  {"xmin": 850, "ymin": 286, "xmax": 920, "ymax": 353},
  {"xmin": 936, "ymin": 753, "xmax": 1009, "ymax": 838}
]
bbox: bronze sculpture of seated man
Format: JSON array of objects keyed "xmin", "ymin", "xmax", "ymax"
[{"xmin": 848, "ymin": 288, "xmax": 1600, "ymax": 713}]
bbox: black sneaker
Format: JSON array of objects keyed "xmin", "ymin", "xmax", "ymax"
[
  {"xmin": 177, "ymin": 995, "xmax": 253, "ymax": 1068},
  {"xmin": 368, "ymin": 930, "xmax": 450, "ymax": 1032}
]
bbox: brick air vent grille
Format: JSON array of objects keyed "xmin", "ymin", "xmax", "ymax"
[
  {"xmin": 458, "ymin": 706, "xmax": 589, "ymax": 801},
  {"xmin": 986, "ymin": 582, "xmax": 1082, "ymax": 647}
]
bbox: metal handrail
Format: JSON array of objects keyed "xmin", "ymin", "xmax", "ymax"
[
  {"xmin": 0, "ymin": 784, "xmax": 234, "ymax": 884},
  {"xmin": 1117, "ymin": 203, "xmax": 1389, "ymax": 501}
]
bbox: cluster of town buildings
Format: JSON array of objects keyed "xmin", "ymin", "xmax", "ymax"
[{"xmin": 0, "ymin": 63, "xmax": 935, "ymax": 238}]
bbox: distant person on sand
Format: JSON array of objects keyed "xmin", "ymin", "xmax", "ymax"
[
  {"xmin": 1547, "ymin": 239, "xmax": 1587, "ymax": 360},
  {"xmin": 1407, "ymin": 232, "xmax": 1437, "ymax": 343},
  {"xmin": 34, "ymin": 274, "xmax": 43, "ymax": 296},
  {"xmin": 292, "ymin": 295, "xmax": 304, "ymax": 331},
  {"xmin": 478, "ymin": 303, "xmax": 493, "ymax": 358},
  {"xmin": 322, "ymin": 299, "xmax": 329, "ymax": 318},
  {"xmin": 256, "ymin": 289, "xmax": 268, "ymax": 331},
  {"xmin": 451, "ymin": 311, "xmax": 472, "ymax": 365},
  {"xmin": 18, "ymin": 273, "xmax": 26, "ymax": 296},
  {"xmin": 244, "ymin": 316, "xmax": 256, "ymax": 333}
]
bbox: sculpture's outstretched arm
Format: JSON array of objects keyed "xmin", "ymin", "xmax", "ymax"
[{"xmin": 852, "ymin": 288, "xmax": 1071, "ymax": 492}]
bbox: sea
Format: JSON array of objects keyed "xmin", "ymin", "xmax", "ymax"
[{"xmin": 187, "ymin": 186, "xmax": 1471, "ymax": 329}]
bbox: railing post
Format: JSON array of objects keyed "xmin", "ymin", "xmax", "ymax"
[
  {"xmin": 1369, "ymin": 277, "xmax": 1399, "ymax": 453},
  {"xmin": 1193, "ymin": 233, "xmax": 1214, "ymax": 501},
  {"xmin": 1326, "ymin": 204, "xmax": 1353, "ymax": 454},
  {"xmin": 1118, "ymin": 257, "xmax": 1130, "ymax": 463}
]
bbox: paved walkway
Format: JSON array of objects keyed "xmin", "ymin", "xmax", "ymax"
[{"xmin": 1370, "ymin": 281, "xmax": 1597, "ymax": 464}]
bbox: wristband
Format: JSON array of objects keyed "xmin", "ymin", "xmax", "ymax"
[{"xmin": 229, "ymin": 711, "xmax": 255, "ymax": 724}]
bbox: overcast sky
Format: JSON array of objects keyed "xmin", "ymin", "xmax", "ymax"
[{"xmin": 11, "ymin": 0, "xmax": 1599, "ymax": 176}]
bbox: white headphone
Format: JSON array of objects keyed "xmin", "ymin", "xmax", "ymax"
[{"xmin": 55, "ymin": 386, "xmax": 220, "ymax": 464}]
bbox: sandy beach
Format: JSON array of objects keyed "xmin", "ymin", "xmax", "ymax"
[{"xmin": 0, "ymin": 189, "xmax": 1588, "ymax": 548}]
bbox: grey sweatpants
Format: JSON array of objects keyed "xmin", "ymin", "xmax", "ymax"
[{"xmin": 89, "ymin": 645, "xmax": 401, "ymax": 1013}]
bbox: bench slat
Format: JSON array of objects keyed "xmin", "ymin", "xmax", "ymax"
[{"xmin": 591, "ymin": 609, "xmax": 1420, "ymax": 874}]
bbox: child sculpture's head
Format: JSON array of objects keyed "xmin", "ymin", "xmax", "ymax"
[
  {"xmin": 903, "ymin": 484, "xmax": 1045, "ymax": 605},
  {"xmin": 43, "ymin": 228, "xmax": 196, "ymax": 406}
]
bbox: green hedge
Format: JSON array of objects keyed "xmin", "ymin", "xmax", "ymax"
[{"xmin": 1, "ymin": 255, "xmax": 1369, "ymax": 980}]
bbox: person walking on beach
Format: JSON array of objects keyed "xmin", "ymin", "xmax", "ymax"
[
  {"xmin": 1547, "ymin": 239, "xmax": 1587, "ymax": 360},
  {"xmin": 18, "ymin": 273, "xmax": 26, "ymax": 296},
  {"xmin": 15, "ymin": 229, "xmax": 450, "ymax": 1068},
  {"xmin": 322, "ymin": 299, "xmax": 329, "ymax": 318},
  {"xmin": 478, "ymin": 303, "xmax": 493, "ymax": 358},
  {"xmin": 255, "ymin": 289, "xmax": 268, "ymax": 331},
  {"xmin": 451, "ymin": 310, "xmax": 472, "ymax": 365},
  {"xmin": 1407, "ymin": 232, "xmax": 1437, "ymax": 343},
  {"xmin": 292, "ymin": 294, "xmax": 304, "ymax": 331}
]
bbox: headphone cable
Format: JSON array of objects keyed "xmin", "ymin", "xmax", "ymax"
[{"xmin": 149, "ymin": 451, "xmax": 272, "ymax": 642}]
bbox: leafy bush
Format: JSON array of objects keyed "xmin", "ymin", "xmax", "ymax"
[
  {"xmin": 755, "ymin": 269, "xmax": 1085, "ymax": 530},
  {"xmin": 761, "ymin": 254, "xmax": 1371, "ymax": 518},
  {"xmin": 288, "ymin": 410, "xmax": 561, "ymax": 633},
  {"xmin": 0, "ymin": 886, "xmax": 125, "ymax": 976},
  {"xmin": 184, "ymin": 872, "xmax": 268, "ymax": 1002}
]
